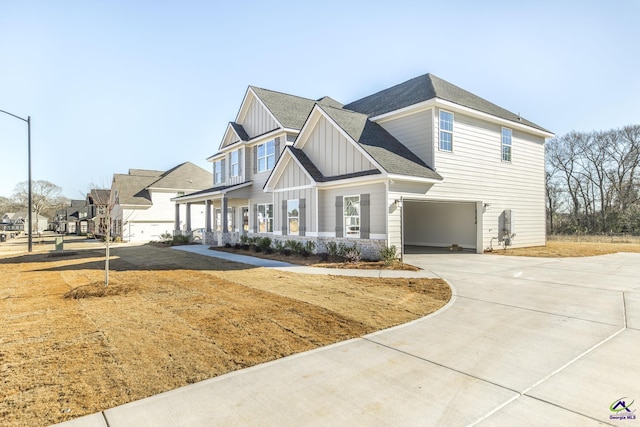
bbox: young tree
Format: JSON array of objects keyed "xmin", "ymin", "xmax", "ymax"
[{"xmin": 87, "ymin": 186, "xmax": 114, "ymax": 286}]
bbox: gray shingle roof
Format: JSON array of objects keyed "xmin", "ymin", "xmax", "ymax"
[
  {"xmin": 114, "ymin": 162, "xmax": 213, "ymax": 206},
  {"xmin": 250, "ymin": 87, "xmax": 345, "ymax": 131},
  {"xmin": 229, "ymin": 122, "xmax": 249, "ymax": 141},
  {"xmin": 343, "ymin": 73, "xmax": 550, "ymax": 133},
  {"xmin": 318, "ymin": 105, "xmax": 442, "ymax": 181},
  {"xmin": 287, "ymin": 147, "xmax": 381, "ymax": 182}
]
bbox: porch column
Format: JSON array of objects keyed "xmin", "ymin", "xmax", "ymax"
[
  {"xmin": 205, "ymin": 200, "xmax": 212, "ymax": 232},
  {"xmin": 186, "ymin": 203, "xmax": 192, "ymax": 232},
  {"xmin": 174, "ymin": 204, "xmax": 180, "ymax": 231},
  {"xmin": 221, "ymin": 197, "xmax": 228, "ymax": 234}
]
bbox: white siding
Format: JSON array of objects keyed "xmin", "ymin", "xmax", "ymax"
[
  {"xmin": 304, "ymin": 116, "xmax": 376, "ymax": 176},
  {"xmin": 378, "ymin": 109, "xmax": 434, "ymax": 168},
  {"xmin": 240, "ymin": 97, "xmax": 278, "ymax": 139},
  {"xmin": 429, "ymin": 108, "xmax": 546, "ymax": 249}
]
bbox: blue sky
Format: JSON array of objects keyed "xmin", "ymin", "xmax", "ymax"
[{"xmin": 1, "ymin": 1, "xmax": 638, "ymax": 199}]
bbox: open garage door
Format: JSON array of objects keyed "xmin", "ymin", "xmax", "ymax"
[{"xmin": 403, "ymin": 200, "xmax": 480, "ymax": 252}]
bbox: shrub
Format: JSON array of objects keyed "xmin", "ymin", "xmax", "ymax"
[
  {"xmin": 343, "ymin": 248, "xmax": 361, "ymax": 263},
  {"xmin": 160, "ymin": 232, "xmax": 173, "ymax": 243},
  {"xmin": 272, "ymin": 240, "xmax": 285, "ymax": 254},
  {"xmin": 171, "ymin": 234, "xmax": 190, "ymax": 246},
  {"xmin": 257, "ymin": 237, "xmax": 272, "ymax": 252},
  {"xmin": 282, "ymin": 248, "xmax": 292, "ymax": 256},
  {"xmin": 224, "ymin": 243, "xmax": 232, "ymax": 248},
  {"xmin": 240, "ymin": 235, "xmax": 250, "ymax": 245},
  {"xmin": 379, "ymin": 245, "xmax": 398, "ymax": 266},
  {"xmin": 326, "ymin": 241, "xmax": 340, "ymax": 259},
  {"xmin": 317, "ymin": 252, "xmax": 330, "ymax": 262},
  {"xmin": 234, "ymin": 243, "xmax": 241, "ymax": 250},
  {"xmin": 304, "ymin": 240, "xmax": 316, "ymax": 255},
  {"xmin": 285, "ymin": 239, "xmax": 304, "ymax": 255}
]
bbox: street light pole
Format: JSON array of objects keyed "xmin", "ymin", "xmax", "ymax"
[{"xmin": 0, "ymin": 109, "xmax": 33, "ymax": 252}]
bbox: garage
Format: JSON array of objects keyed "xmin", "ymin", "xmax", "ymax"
[{"xmin": 402, "ymin": 200, "xmax": 480, "ymax": 252}]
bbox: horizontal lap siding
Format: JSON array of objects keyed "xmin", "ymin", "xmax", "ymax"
[
  {"xmin": 318, "ymin": 183, "xmax": 386, "ymax": 236},
  {"xmin": 306, "ymin": 117, "xmax": 376, "ymax": 176},
  {"xmin": 431, "ymin": 109, "xmax": 545, "ymax": 248},
  {"xmin": 378, "ymin": 109, "xmax": 434, "ymax": 168}
]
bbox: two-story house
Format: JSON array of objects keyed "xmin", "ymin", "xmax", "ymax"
[
  {"xmin": 111, "ymin": 162, "xmax": 212, "ymax": 242},
  {"xmin": 174, "ymin": 73, "xmax": 553, "ymax": 257}
]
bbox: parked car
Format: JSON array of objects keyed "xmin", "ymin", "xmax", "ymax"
[{"xmin": 192, "ymin": 228, "xmax": 205, "ymax": 241}]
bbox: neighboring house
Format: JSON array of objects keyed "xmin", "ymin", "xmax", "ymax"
[
  {"xmin": 1, "ymin": 212, "xmax": 48, "ymax": 233},
  {"xmin": 111, "ymin": 162, "xmax": 213, "ymax": 242},
  {"xmin": 173, "ymin": 73, "xmax": 553, "ymax": 256},
  {"xmin": 86, "ymin": 189, "xmax": 111, "ymax": 237},
  {"xmin": 54, "ymin": 200, "xmax": 89, "ymax": 234}
]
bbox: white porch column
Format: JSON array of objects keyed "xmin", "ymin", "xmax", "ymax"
[
  {"xmin": 186, "ymin": 202, "xmax": 192, "ymax": 232},
  {"xmin": 174, "ymin": 203, "xmax": 180, "ymax": 231}
]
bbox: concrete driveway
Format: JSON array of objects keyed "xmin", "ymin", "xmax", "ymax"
[{"xmin": 56, "ymin": 251, "xmax": 640, "ymax": 426}]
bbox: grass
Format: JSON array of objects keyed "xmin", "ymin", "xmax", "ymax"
[{"xmin": 0, "ymin": 244, "xmax": 450, "ymax": 426}]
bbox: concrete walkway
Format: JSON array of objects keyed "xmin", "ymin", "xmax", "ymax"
[{"xmin": 54, "ymin": 250, "xmax": 640, "ymax": 426}]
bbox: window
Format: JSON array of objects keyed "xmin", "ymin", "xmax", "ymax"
[
  {"xmin": 214, "ymin": 160, "xmax": 224, "ymax": 184},
  {"xmin": 287, "ymin": 199, "xmax": 299, "ymax": 236},
  {"xmin": 439, "ymin": 110, "xmax": 453, "ymax": 151},
  {"xmin": 215, "ymin": 209, "xmax": 221, "ymax": 231},
  {"xmin": 343, "ymin": 196, "xmax": 360, "ymax": 238},
  {"xmin": 227, "ymin": 207, "xmax": 234, "ymax": 232},
  {"xmin": 257, "ymin": 140, "xmax": 275, "ymax": 172},
  {"xmin": 502, "ymin": 128, "xmax": 512, "ymax": 162},
  {"xmin": 257, "ymin": 204, "xmax": 273, "ymax": 232},
  {"xmin": 176, "ymin": 191, "xmax": 185, "ymax": 197},
  {"xmin": 230, "ymin": 150, "xmax": 239, "ymax": 177}
]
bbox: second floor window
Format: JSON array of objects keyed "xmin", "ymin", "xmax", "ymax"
[
  {"xmin": 230, "ymin": 150, "xmax": 239, "ymax": 177},
  {"xmin": 439, "ymin": 110, "xmax": 453, "ymax": 152},
  {"xmin": 502, "ymin": 128, "xmax": 512, "ymax": 162},
  {"xmin": 257, "ymin": 140, "xmax": 275, "ymax": 172},
  {"xmin": 214, "ymin": 159, "xmax": 225, "ymax": 184}
]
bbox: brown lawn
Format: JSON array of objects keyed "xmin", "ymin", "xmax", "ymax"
[
  {"xmin": 0, "ymin": 244, "xmax": 450, "ymax": 427},
  {"xmin": 488, "ymin": 240, "xmax": 640, "ymax": 257}
]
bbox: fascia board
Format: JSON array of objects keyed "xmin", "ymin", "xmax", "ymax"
[
  {"xmin": 386, "ymin": 173, "xmax": 443, "ymax": 184},
  {"xmin": 315, "ymin": 175, "xmax": 388, "ymax": 190}
]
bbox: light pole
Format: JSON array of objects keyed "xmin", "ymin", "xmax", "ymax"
[{"xmin": 0, "ymin": 109, "xmax": 32, "ymax": 252}]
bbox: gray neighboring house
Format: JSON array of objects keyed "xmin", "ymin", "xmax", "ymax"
[{"xmin": 173, "ymin": 73, "xmax": 553, "ymax": 257}]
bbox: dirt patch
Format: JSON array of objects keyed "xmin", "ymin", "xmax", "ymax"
[
  {"xmin": 488, "ymin": 240, "xmax": 640, "ymax": 257},
  {"xmin": 0, "ymin": 244, "xmax": 450, "ymax": 426}
]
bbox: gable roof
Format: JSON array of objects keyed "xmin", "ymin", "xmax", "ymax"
[
  {"xmin": 318, "ymin": 105, "xmax": 442, "ymax": 181},
  {"xmin": 113, "ymin": 162, "xmax": 212, "ymax": 206},
  {"xmin": 343, "ymin": 73, "xmax": 550, "ymax": 133},
  {"xmin": 249, "ymin": 87, "xmax": 344, "ymax": 132},
  {"xmin": 288, "ymin": 147, "xmax": 381, "ymax": 182},
  {"xmin": 229, "ymin": 122, "xmax": 249, "ymax": 141}
]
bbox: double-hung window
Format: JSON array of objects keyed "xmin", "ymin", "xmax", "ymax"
[
  {"xmin": 257, "ymin": 204, "xmax": 273, "ymax": 232},
  {"xmin": 230, "ymin": 150, "xmax": 239, "ymax": 177},
  {"xmin": 214, "ymin": 160, "xmax": 224, "ymax": 184},
  {"xmin": 439, "ymin": 110, "xmax": 454, "ymax": 152},
  {"xmin": 344, "ymin": 195, "xmax": 360, "ymax": 238},
  {"xmin": 287, "ymin": 199, "xmax": 299, "ymax": 236},
  {"xmin": 257, "ymin": 140, "xmax": 275, "ymax": 172},
  {"xmin": 502, "ymin": 128, "xmax": 512, "ymax": 162}
]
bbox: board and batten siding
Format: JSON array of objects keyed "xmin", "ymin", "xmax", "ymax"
[
  {"xmin": 221, "ymin": 129, "xmax": 240, "ymax": 149},
  {"xmin": 275, "ymin": 158, "xmax": 311, "ymax": 190},
  {"xmin": 240, "ymin": 95, "xmax": 278, "ymax": 139},
  {"xmin": 317, "ymin": 183, "xmax": 387, "ymax": 237},
  {"xmin": 378, "ymin": 109, "xmax": 434, "ymax": 168},
  {"xmin": 304, "ymin": 116, "xmax": 376, "ymax": 176},
  {"xmin": 430, "ymin": 108, "xmax": 546, "ymax": 249},
  {"xmin": 274, "ymin": 188, "xmax": 316, "ymax": 234}
]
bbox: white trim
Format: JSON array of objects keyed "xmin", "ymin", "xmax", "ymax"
[
  {"xmin": 343, "ymin": 194, "xmax": 361, "ymax": 239},
  {"xmin": 369, "ymin": 233, "xmax": 387, "ymax": 240},
  {"xmin": 501, "ymin": 126, "xmax": 513, "ymax": 163},
  {"xmin": 264, "ymin": 149, "xmax": 316, "ymax": 192},
  {"xmin": 438, "ymin": 109, "xmax": 454, "ymax": 152},
  {"xmin": 372, "ymin": 99, "xmax": 436, "ymax": 123},
  {"xmin": 317, "ymin": 231, "xmax": 335, "ymax": 238},
  {"xmin": 272, "ymin": 184, "xmax": 314, "ymax": 193},
  {"xmin": 305, "ymin": 231, "xmax": 319, "ymax": 237},
  {"xmin": 386, "ymin": 174, "xmax": 442, "ymax": 184},
  {"xmin": 315, "ymin": 176, "xmax": 388, "ymax": 190}
]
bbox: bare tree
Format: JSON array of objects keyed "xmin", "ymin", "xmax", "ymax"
[
  {"xmin": 87, "ymin": 186, "xmax": 114, "ymax": 286},
  {"xmin": 12, "ymin": 180, "xmax": 63, "ymax": 232}
]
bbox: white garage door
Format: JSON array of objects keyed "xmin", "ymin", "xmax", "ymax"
[
  {"xmin": 127, "ymin": 223, "xmax": 171, "ymax": 242},
  {"xmin": 404, "ymin": 201, "xmax": 477, "ymax": 250}
]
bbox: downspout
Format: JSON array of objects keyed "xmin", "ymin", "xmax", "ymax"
[{"xmin": 400, "ymin": 195, "xmax": 404, "ymax": 263}]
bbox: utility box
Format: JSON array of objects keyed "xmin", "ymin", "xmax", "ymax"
[{"xmin": 55, "ymin": 236, "xmax": 64, "ymax": 252}]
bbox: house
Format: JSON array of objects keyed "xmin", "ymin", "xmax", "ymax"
[
  {"xmin": 1, "ymin": 212, "xmax": 48, "ymax": 233},
  {"xmin": 110, "ymin": 162, "xmax": 213, "ymax": 242},
  {"xmin": 173, "ymin": 73, "xmax": 553, "ymax": 257},
  {"xmin": 86, "ymin": 189, "xmax": 111, "ymax": 237}
]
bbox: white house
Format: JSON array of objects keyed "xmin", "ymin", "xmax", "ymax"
[
  {"xmin": 174, "ymin": 73, "xmax": 553, "ymax": 256},
  {"xmin": 111, "ymin": 162, "xmax": 213, "ymax": 242}
]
